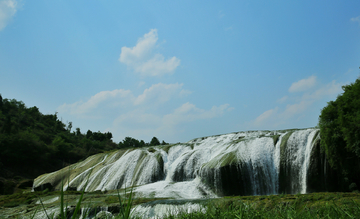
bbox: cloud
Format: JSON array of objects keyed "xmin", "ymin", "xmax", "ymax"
[
  {"xmin": 282, "ymin": 101, "xmax": 310, "ymax": 119},
  {"xmin": 351, "ymin": 16, "xmax": 360, "ymax": 25},
  {"xmin": 112, "ymin": 102, "xmax": 232, "ymax": 140},
  {"xmin": 179, "ymin": 89, "xmax": 192, "ymax": 97},
  {"xmin": 289, "ymin": 75, "xmax": 316, "ymax": 92},
  {"xmin": 58, "ymin": 83, "xmax": 232, "ymax": 142},
  {"xmin": 58, "ymin": 89, "xmax": 134, "ymax": 115},
  {"xmin": 283, "ymin": 80, "xmax": 342, "ymax": 119},
  {"xmin": 134, "ymin": 83, "xmax": 190, "ymax": 105},
  {"xmin": 119, "ymin": 29, "xmax": 180, "ymax": 77},
  {"xmin": 303, "ymin": 80, "xmax": 342, "ymax": 101},
  {"xmin": 138, "ymin": 81, "xmax": 146, "ymax": 87},
  {"xmin": 58, "ymin": 83, "xmax": 190, "ymax": 115},
  {"xmin": 164, "ymin": 103, "xmax": 231, "ymax": 124},
  {"xmin": 277, "ymin": 96, "xmax": 288, "ymax": 103},
  {"xmin": 251, "ymin": 80, "xmax": 343, "ymax": 128},
  {"xmin": 253, "ymin": 107, "xmax": 278, "ymax": 126},
  {"xmin": 0, "ymin": 0, "xmax": 18, "ymax": 31}
]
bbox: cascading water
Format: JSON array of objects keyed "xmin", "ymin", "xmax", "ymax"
[
  {"xmin": 279, "ymin": 129, "xmax": 319, "ymax": 194},
  {"xmin": 33, "ymin": 128, "xmax": 320, "ymax": 197}
]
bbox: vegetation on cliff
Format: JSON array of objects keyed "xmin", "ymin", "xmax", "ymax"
[{"xmin": 319, "ymin": 77, "xmax": 360, "ymax": 192}]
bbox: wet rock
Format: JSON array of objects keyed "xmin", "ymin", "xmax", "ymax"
[
  {"xmin": 66, "ymin": 186, "xmax": 77, "ymax": 191},
  {"xmin": 307, "ymin": 137, "xmax": 339, "ymax": 193},
  {"xmin": 0, "ymin": 178, "xmax": 16, "ymax": 195},
  {"xmin": 96, "ymin": 211, "xmax": 113, "ymax": 219},
  {"xmin": 33, "ymin": 182, "xmax": 53, "ymax": 192},
  {"xmin": 17, "ymin": 179, "xmax": 34, "ymax": 189},
  {"xmin": 108, "ymin": 205, "xmax": 121, "ymax": 214}
]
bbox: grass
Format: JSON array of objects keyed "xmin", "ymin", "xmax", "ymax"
[
  {"xmin": 159, "ymin": 193, "xmax": 360, "ymax": 219},
  {"xmin": 2, "ymin": 190, "xmax": 360, "ymax": 218}
]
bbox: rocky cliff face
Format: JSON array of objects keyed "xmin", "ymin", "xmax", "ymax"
[{"xmin": 33, "ymin": 128, "xmax": 337, "ymax": 198}]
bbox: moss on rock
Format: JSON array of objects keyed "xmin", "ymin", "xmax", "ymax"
[
  {"xmin": 279, "ymin": 131, "xmax": 294, "ymax": 194},
  {"xmin": 271, "ymin": 135, "xmax": 280, "ymax": 146}
]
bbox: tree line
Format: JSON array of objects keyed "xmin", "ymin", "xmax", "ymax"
[{"xmin": 0, "ymin": 95, "xmax": 167, "ymax": 179}]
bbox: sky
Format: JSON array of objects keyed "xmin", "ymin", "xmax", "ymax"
[{"xmin": 1, "ymin": 0, "xmax": 360, "ymax": 143}]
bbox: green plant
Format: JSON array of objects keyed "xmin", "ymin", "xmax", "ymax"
[{"xmin": 117, "ymin": 186, "xmax": 134, "ymax": 219}]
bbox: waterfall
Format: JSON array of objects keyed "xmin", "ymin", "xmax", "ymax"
[
  {"xmin": 279, "ymin": 129, "xmax": 318, "ymax": 194},
  {"xmin": 33, "ymin": 128, "xmax": 320, "ymax": 197}
]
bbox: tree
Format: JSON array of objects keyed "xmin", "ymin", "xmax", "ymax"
[
  {"xmin": 105, "ymin": 132, "xmax": 113, "ymax": 140},
  {"xmin": 67, "ymin": 122, "xmax": 73, "ymax": 132},
  {"xmin": 0, "ymin": 94, "xmax": 3, "ymax": 109},
  {"xmin": 122, "ymin": 137, "xmax": 140, "ymax": 148},
  {"xmin": 140, "ymin": 140, "xmax": 146, "ymax": 147},
  {"xmin": 150, "ymin": 137, "xmax": 160, "ymax": 146},
  {"xmin": 76, "ymin": 127, "xmax": 81, "ymax": 136},
  {"xmin": 0, "ymin": 95, "xmax": 119, "ymax": 182},
  {"xmin": 319, "ymin": 78, "xmax": 360, "ymax": 190},
  {"xmin": 86, "ymin": 130, "xmax": 93, "ymax": 139}
]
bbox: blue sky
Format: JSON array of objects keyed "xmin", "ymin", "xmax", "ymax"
[{"xmin": 1, "ymin": 0, "xmax": 359, "ymax": 143}]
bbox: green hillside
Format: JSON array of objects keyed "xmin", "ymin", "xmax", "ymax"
[{"xmin": 0, "ymin": 95, "xmax": 166, "ymax": 195}]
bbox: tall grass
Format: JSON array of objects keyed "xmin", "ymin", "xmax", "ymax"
[
  {"xmin": 7, "ymin": 186, "xmax": 360, "ymax": 218},
  {"xmin": 160, "ymin": 199, "xmax": 360, "ymax": 219},
  {"xmin": 34, "ymin": 187, "xmax": 134, "ymax": 218},
  {"xmin": 117, "ymin": 187, "xmax": 134, "ymax": 218}
]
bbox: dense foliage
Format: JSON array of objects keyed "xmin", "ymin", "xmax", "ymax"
[
  {"xmin": 0, "ymin": 95, "xmax": 167, "ymax": 180},
  {"xmin": 0, "ymin": 97, "xmax": 118, "ymax": 178},
  {"xmin": 319, "ymin": 78, "xmax": 360, "ymax": 191}
]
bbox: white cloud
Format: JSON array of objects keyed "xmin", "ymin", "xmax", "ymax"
[
  {"xmin": 351, "ymin": 16, "xmax": 360, "ymax": 25},
  {"xmin": 111, "ymin": 102, "xmax": 232, "ymax": 140},
  {"xmin": 119, "ymin": 29, "xmax": 180, "ymax": 77},
  {"xmin": 58, "ymin": 83, "xmax": 190, "ymax": 115},
  {"xmin": 251, "ymin": 80, "xmax": 343, "ymax": 128},
  {"xmin": 282, "ymin": 80, "xmax": 342, "ymax": 119},
  {"xmin": 58, "ymin": 89, "xmax": 133, "ymax": 115},
  {"xmin": 113, "ymin": 110, "xmax": 161, "ymax": 130},
  {"xmin": 0, "ymin": 0, "xmax": 18, "ymax": 31},
  {"xmin": 282, "ymin": 101, "xmax": 310, "ymax": 118},
  {"xmin": 253, "ymin": 107, "xmax": 278, "ymax": 126},
  {"xmin": 58, "ymin": 82, "xmax": 232, "ymax": 142},
  {"xmin": 120, "ymin": 29, "xmax": 158, "ymax": 65},
  {"xmin": 289, "ymin": 75, "xmax": 317, "ymax": 92},
  {"xmin": 162, "ymin": 103, "xmax": 230, "ymax": 127},
  {"xmin": 179, "ymin": 89, "xmax": 192, "ymax": 97},
  {"xmin": 134, "ymin": 83, "xmax": 189, "ymax": 105},
  {"xmin": 277, "ymin": 96, "xmax": 288, "ymax": 103},
  {"xmin": 303, "ymin": 80, "xmax": 342, "ymax": 101},
  {"xmin": 138, "ymin": 81, "xmax": 146, "ymax": 87}
]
